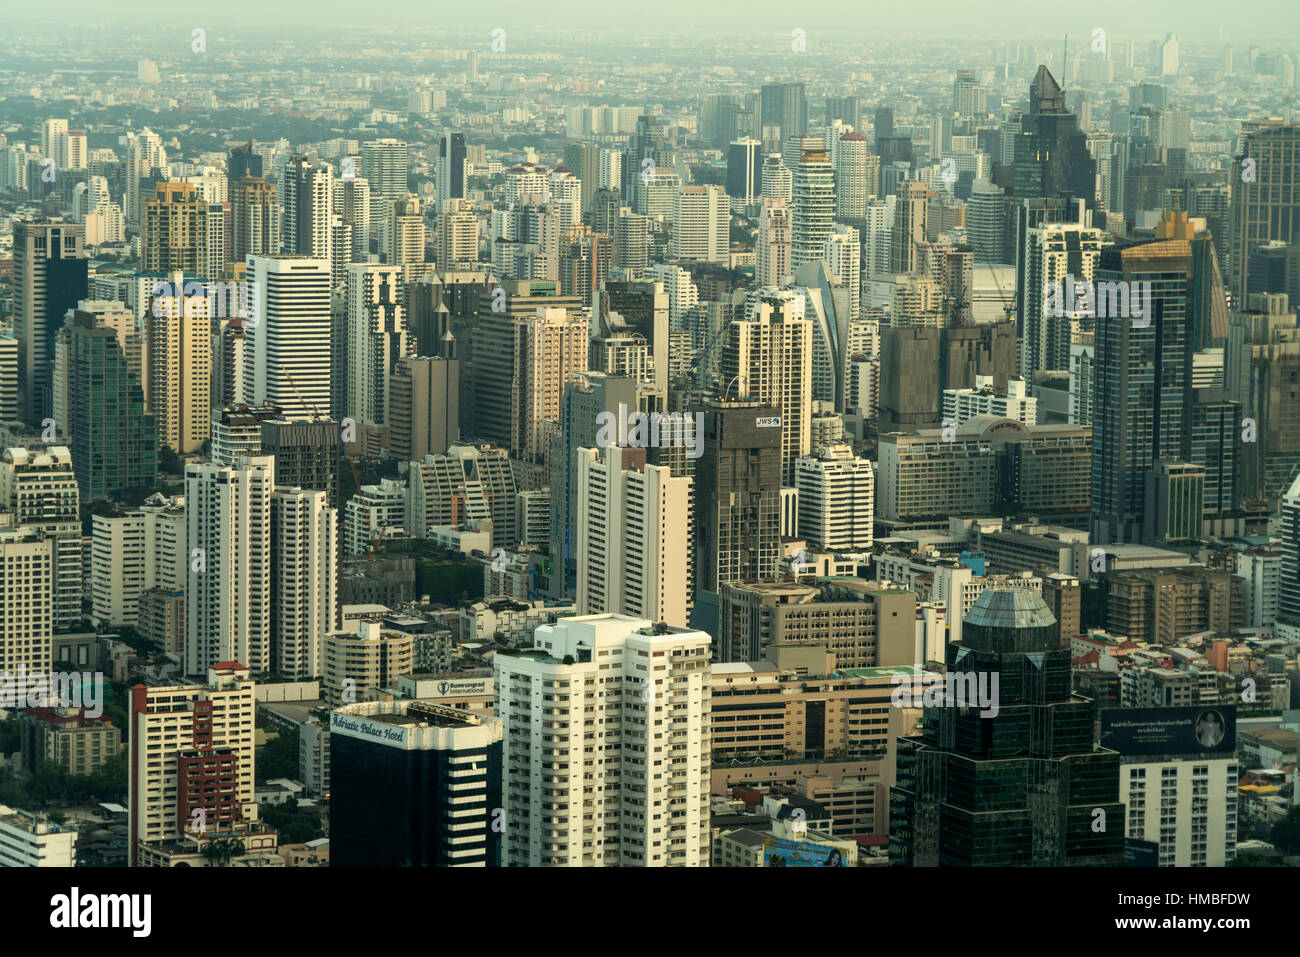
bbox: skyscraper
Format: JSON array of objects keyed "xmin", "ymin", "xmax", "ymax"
[
  {"xmin": 755, "ymin": 198, "xmax": 792, "ymax": 287},
  {"xmin": 833, "ymin": 132, "xmax": 871, "ymax": 222},
  {"xmin": 563, "ymin": 139, "xmax": 598, "ymax": 215},
  {"xmin": 281, "ymin": 154, "xmax": 336, "ymax": 262},
  {"xmin": 361, "ymin": 138, "xmax": 409, "ymax": 226},
  {"xmin": 438, "ymin": 132, "xmax": 468, "ymax": 211},
  {"xmin": 671, "ymin": 185, "xmax": 728, "ymax": 263},
  {"xmin": 0, "ymin": 447, "xmax": 81, "ymax": 629},
  {"xmin": 794, "ymin": 443, "xmax": 874, "ymax": 552},
  {"xmin": 229, "ymin": 176, "xmax": 280, "ymax": 266},
  {"xmin": 791, "ymin": 144, "xmax": 835, "ymax": 270},
  {"xmin": 1012, "ymin": 67, "xmax": 1096, "ymax": 210},
  {"xmin": 890, "ymin": 588, "xmax": 1123, "ymax": 866},
  {"xmin": 346, "ymin": 263, "xmax": 409, "ymax": 428},
  {"xmin": 890, "ymin": 180, "xmax": 929, "ymax": 275},
  {"xmin": 243, "ymin": 256, "xmax": 332, "ymax": 418},
  {"xmin": 575, "ymin": 444, "xmax": 693, "ymax": 627},
  {"xmin": 141, "ymin": 182, "xmax": 226, "ymax": 281},
  {"xmin": 13, "ymin": 219, "xmax": 87, "ymax": 419},
  {"xmin": 693, "ymin": 399, "xmax": 782, "ymax": 594},
  {"xmin": 725, "ymin": 137, "xmax": 762, "ymax": 209},
  {"xmin": 147, "ymin": 273, "xmax": 213, "ymax": 454},
  {"xmin": 760, "ymin": 82, "xmax": 808, "ymax": 144},
  {"xmin": 494, "ymin": 614, "xmax": 712, "ymax": 866},
  {"xmin": 388, "ymin": 355, "xmax": 460, "ymax": 462},
  {"xmin": 1229, "ymin": 121, "xmax": 1300, "ymax": 296},
  {"xmin": 270, "ymin": 486, "xmax": 337, "ymax": 678},
  {"xmin": 1016, "ymin": 223, "xmax": 1103, "ymax": 376},
  {"xmin": 185, "ymin": 456, "xmax": 273, "ymax": 676}
]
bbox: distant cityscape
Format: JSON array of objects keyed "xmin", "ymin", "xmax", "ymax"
[{"xmin": 0, "ymin": 9, "xmax": 1297, "ymax": 872}]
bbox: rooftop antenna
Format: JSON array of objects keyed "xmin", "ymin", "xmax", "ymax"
[{"xmin": 1062, "ymin": 34, "xmax": 1068, "ymax": 89}]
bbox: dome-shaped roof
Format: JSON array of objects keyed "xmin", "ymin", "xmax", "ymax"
[{"xmin": 963, "ymin": 587, "xmax": 1057, "ymax": 630}]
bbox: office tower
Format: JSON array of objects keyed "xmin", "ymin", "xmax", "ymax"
[
  {"xmin": 389, "ymin": 194, "xmax": 426, "ymax": 271},
  {"xmin": 726, "ymin": 137, "xmax": 762, "ymax": 209},
  {"xmin": 494, "ymin": 614, "xmax": 711, "ymax": 867},
  {"xmin": 438, "ymin": 132, "xmax": 468, "ymax": 210},
  {"xmin": 185, "ymin": 456, "xmax": 272, "ymax": 676},
  {"xmin": 877, "ymin": 323, "xmax": 1018, "ymax": 431},
  {"xmin": 794, "ymin": 444, "xmax": 874, "ymax": 551},
  {"xmin": 436, "ymin": 198, "xmax": 478, "ymax": 269},
  {"xmin": 345, "ymin": 263, "xmax": 408, "ymax": 428},
  {"xmin": 1016, "ymin": 223, "xmax": 1103, "ymax": 376},
  {"xmin": 141, "ymin": 182, "xmax": 225, "ymax": 281},
  {"xmin": 890, "ymin": 181, "xmax": 928, "ymax": 274},
  {"xmin": 1160, "ymin": 33, "xmax": 1180, "ymax": 75},
  {"xmin": 338, "ymin": 175, "xmax": 372, "ymax": 260},
  {"xmin": 228, "ymin": 139, "xmax": 262, "ymax": 189},
  {"xmin": 260, "ymin": 418, "xmax": 340, "ymax": 509},
  {"xmin": 210, "ymin": 404, "xmax": 277, "ymax": 465},
  {"xmin": 0, "ymin": 447, "xmax": 81, "ymax": 628},
  {"xmin": 761, "ymin": 82, "xmax": 808, "ymax": 144},
  {"xmin": 563, "ymin": 140, "xmax": 598, "ymax": 215},
  {"xmin": 1013, "ymin": 67, "xmax": 1095, "ymax": 208},
  {"xmin": 125, "ymin": 128, "xmax": 165, "ymax": 228},
  {"xmin": 14, "ymin": 220, "xmax": 87, "ymax": 419},
  {"xmin": 147, "ymin": 273, "xmax": 212, "ymax": 454},
  {"xmin": 361, "ymin": 139, "xmax": 409, "ymax": 224},
  {"xmin": 281, "ymin": 153, "xmax": 335, "ymax": 263},
  {"xmin": 825, "ymin": 95, "xmax": 862, "ymax": 131},
  {"xmin": 834, "ymin": 132, "xmax": 870, "ymax": 222},
  {"xmin": 330, "ymin": 700, "xmax": 503, "ymax": 866},
  {"xmin": 761, "ymin": 154, "xmax": 793, "ymax": 202},
  {"xmin": 952, "ymin": 69, "xmax": 987, "ymax": 118},
  {"xmin": 549, "ymin": 373, "xmax": 652, "ymax": 594},
  {"xmin": 824, "ymin": 224, "xmax": 861, "ymax": 320},
  {"xmin": 877, "ymin": 418, "xmax": 1091, "ymax": 525},
  {"xmin": 890, "ymin": 588, "xmax": 1123, "ymax": 866},
  {"xmin": 1229, "ymin": 121, "xmax": 1300, "ymax": 296},
  {"xmin": 270, "ymin": 487, "xmax": 337, "ymax": 678},
  {"xmin": 127, "ymin": 664, "xmax": 256, "ymax": 867},
  {"xmin": 388, "ymin": 355, "xmax": 459, "ymax": 461},
  {"xmin": 693, "ymin": 399, "xmax": 782, "ymax": 594},
  {"xmin": 1091, "ymin": 241, "xmax": 1191, "ymax": 544},
  {"xmin": 470, "ymin": 285, "xmax": 586, "ymax": 464},
  {"xmin": 323, "ymin": 619, "xmax": 414, "ymax": 708},
  {"xmin": 407, "ymin": 444, "xmax": 518, "ymax": 550},
  {"xmin": 628, "ymin": 114, "xmax": 674, "ymax": 215},
  {"xmin": 230, "ymin": 176, "xmax": 279, "ymax": 266},
  {"xmin": 575, "ymin": 445, "xmax": 692, "ymax": 628},
  {"xmin": 967, "ymin": 179, "xmax": 1005, "ymax": 264},
  {"xmin": 244, "ymin": 256, "xmax": 331, "ymax": 418},
  {"xmin": 791, "ymin": 144, "xmax": 835, "ymax": 269},
  {"xmin": 1228, "ymin": 293, "xmax": 1300, "ymax": 505},
  {"xmin": 723, "ymin": 298, "xmax": 813, "ymax": 483},
  {"xmin": 671, "ymin": 185, "xmax": 728, "ymax": 263},
  {"xmin": 755, "ymin": 198, "xmax": 792, "ymax": 287},
  {"xmin": 64, "ymin": 309, "xmax": 156, "ymax": 500},
  {"xmin": 874, "ymin": 105, "xmax": 895, "ymax": 150}
]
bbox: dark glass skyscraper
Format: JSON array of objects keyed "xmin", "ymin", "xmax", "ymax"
[
  {"xmin": 330, "ymin": 701, "xmax": 503, "ymax": 867},
  {"xmin": 760, "ymin": 83, "xmax": 808, "ymax": 144},
  {"xmin": 890, "ymin": 588, "xmax": 1124, "ymax": 866},
  {"xmin": 1013, "ymin": 66, "xmax": 1096, "ymax": 210}
]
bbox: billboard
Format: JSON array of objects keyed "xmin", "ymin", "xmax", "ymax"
[
  {"xmin": 1099, "ymin": 705, "xmax": 1236, "ymax": 757},
  {"xmin": 762, "ymin": 837, "xmax": 847, "ymax": 867},
  {"xmin": 1123, "ymin": 838, "xmax": 1160, "ymax": 867}
]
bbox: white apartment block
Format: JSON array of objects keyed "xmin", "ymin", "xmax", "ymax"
[
  {"xmin": 344, "ymin": 479, "xmax": 407, "ymax": 557},
  {"xmin": 755, "ymin": 198, "xmax": 791, "ymax": 288},
  {"xmin": 323, "ymin": 618, "xmax": 414, "ymax": 707},
  {"xmin": 942, "ymin": 374, "xmax": 1037, "ymax": 427},
  {"xmin": 271, "ymin": 488, "xmax": 338, "ymax": 679},
  {"xmin": 1069, "ymin": 343, "xmax": 1094, "ymax": 426},
  {"xmin": 128, "ymin": 663, "xmax": 256, "ymax": 866},
  {"xmin": 671, "ymin": 185, "xmax": 728, "ymax": 263},
  {"xmin": 91, "ymin": 493, "xmax": 186, "ymax": 627},
  {"xmin": 185, "ymin": 456, "xmax": 273, "ymax": 676},
  {"xmin": 0, "ymin": 447, "xmax": 81, "ymax": 628},
  {"xmin": 493, "ymin": 614, "xmax": 711, "ymax": 867},
  {"xmin": 1120, "ymin": 757, "xmax": 1238, "ymax": 866},
  {"xmin": 794, "ymin": 445, "xmax": 874, "ymax": 552},
  {"xmin": 0, "ymin": 806, "xmax": 76, "ymax": 866},
  {"xmin": 823, "ymin": 224, "xmax": 861, "ymax": 320},
  {"xmin": 0, "ymin": 529, "xmax": 53, "ymax": 697},
  {"xmin": 1236, "ymin": 547, "xmax": 1281, "ymax": 628},
  {"xmin": 575, "ymin": 445, "xmax": 692, "ymax": 628}
]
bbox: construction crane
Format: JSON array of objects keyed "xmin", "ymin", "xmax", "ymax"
[{"xmin": 282, "ymin": 369, "xmax": 322, "ymax": 422}]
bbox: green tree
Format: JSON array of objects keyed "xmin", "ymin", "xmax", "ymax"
[{"xmin": 1270, "ymin": 805, "xmax": 1300, "ymax": 855}]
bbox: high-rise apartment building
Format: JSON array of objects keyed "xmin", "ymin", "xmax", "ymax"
[
  {"xmin": 388, "ymin": 355, "xmax": 459, "ymax": 462},
  {"xmin": 260, "ymin": 418, "xmax": 340, "ymax": 509},
  {"xmin": 494, "ymin": 614, "xmax": 711, "ymax": 866},
  {"xmin": 671, "ymin": 185, "xmax": 728, "ymax": 263},
  {"xmin": 0, "ymin": 447, "xmax": 81, "ymax": 628},
  {"xmin": 575, "ymin": 444, "xmax": 693, "ymax": 628},
  {"xmin": 147, "ymin": 272, "xmax": 212, "ymax": 454},
  {"xmin": 270, "ymin": 487, "xmax": 337, "ymax": 678},
  {"xmin": 345, "ymin": 264, "xmax": 409, "ymax": 428},
  {"xmin": 833, "ymin": 132, "xmax": 872, "ymax": 221},
  {"xmin": 230, "ymin": 176, "xmax": 280, "ymax": 266},
  {"xmin": 890, "ymin": 181, "xmax": 929, "ymax": 274},
  {"xmin": 794, "ymin": 444, "xmax": 874, "ymax": 552},
  {"xmin": 362, "ymin": 139, "xmax": 409, "ymax": 225},
  {"xmin": 407, "ymin": 444, "xmax": 517, "ymax": 550},
  {"xmin": 791, "ymin": 144, "xmax": 835, "ymax": 269},
  {"xmin": 755, "ymin": 198, "xmax": 792, "ymax": 287},
  {"xmin": 184, "ymin": 456, "xmax": 273, "ymax": 676},
  {"xmin": 141, "ymin": 182, "xmax": 226, "ymax": 281},
  {"xmin": 128, "ymin": 664, "xmax": 256, "ymax": 866}
]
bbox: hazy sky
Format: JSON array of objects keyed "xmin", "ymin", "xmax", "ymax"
[{"xmin": 0, "ymin": 0, "xmax": 1296, "ymax": 42}]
